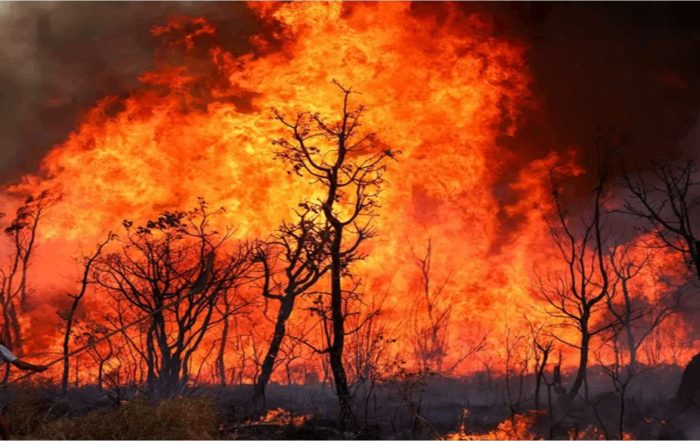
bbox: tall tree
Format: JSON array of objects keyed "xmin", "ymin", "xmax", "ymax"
[
  {"xmin": 539, "ymin": 146, "xmax": 614, "ymax": 402},
  {"xmin": 273, "ymin": 82, "xmax": 395, "ymax": 430}
]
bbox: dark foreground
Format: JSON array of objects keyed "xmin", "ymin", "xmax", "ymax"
[{"xmin": 0, "ymin": 365, "xmax": 698, "ymax": 440}]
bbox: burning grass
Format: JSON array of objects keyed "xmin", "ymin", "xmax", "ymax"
[{"xmin": 443, "ymin": 410, "xmax": 541, "ymax": 440}]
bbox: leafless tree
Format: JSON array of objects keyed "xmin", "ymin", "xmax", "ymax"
[
  {"xmin": 526, "ymin": 320, "xmax": 554, "ymax": 410},
  {"xmin": 623, "ymin": 159, "xmax": 700, "ymax": 283},
  {"xmin": 539, "ymin": 145, "xmax": 615, "ymax": 403},
  {"xmin": 74, "ymin": 321, "xmax": 116, "ymax": 391},
  {"xmin": 346, "ymin": 290, "xmax": 397, "ymax": 430},
  {"xmin": 605, "ymin": 241, "xmax": 683, "ymax": 377},
  {"xmin": 0, "ymin": 191, "xmax": 55, "ymax": 364},
  {"xmin": 93, "ymin": 199, "xmax": 251, "ymax": 398},
  {"xmin": 409, "ymin": 240, "xmax": 451, "ymax": 374},
  {"xmin": 503, "ymin": 327, "xmax": 534, "ymax": 411},
  {"xmin": 593, "ymin": 335, "xmax": 637, "ymax": 441},
  {"xmin": 59, "ymin": 234, "xmax": 114, "ymax": 396},
  {"xmin": 253, "ymin": 204, "xmax": 330, "ymax": 405},
  {"xmin": 214, "ymin": 283, "xmax": 251, "ymax": 387},
  {"xmin": 273, "ymin": 82, "xmax": 396, "ymax": 430}
]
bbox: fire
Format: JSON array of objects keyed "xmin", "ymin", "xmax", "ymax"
[
  {"xmin": 253, "ymin": 408, "xmax": 310, "ymax": 428},
  {"xmin": 444, "ymin": 410, "xmax": 636, "ymax": 440},
  {"xmin": 0, "ymin": 1, "xmax": 695, "ymax": 383},
  {"xmin": 443, "ymin": 409, "xmax": 541, "ymax": 440}
]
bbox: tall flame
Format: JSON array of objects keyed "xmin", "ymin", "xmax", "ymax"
[{"xmin": 1, "ymin": 2, "xmax": 694, "ymax": 377}]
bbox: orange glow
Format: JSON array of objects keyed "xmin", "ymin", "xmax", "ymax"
[{"xmin": 0, "ymin": 1, "xmax": 695, "ymax": 384}]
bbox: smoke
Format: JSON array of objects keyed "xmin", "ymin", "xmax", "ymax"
[
  {"xmin": 502, "ymin": 2, "xmax": 700, "ymax": 168},
  {"xmin": 1, "ymin": 2, "xmax": 699, "ymax": 185},
  {"xmin": 0, "ymin": 1, "xmax": 260, "ymax": 183}
]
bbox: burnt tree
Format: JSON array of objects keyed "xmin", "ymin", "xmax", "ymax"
[
  {"xmin": 0, "ymin": 191, "xmax": 54, "ymax": 363},
  {"xmin": 605, "ymin": 241, "xmax": 682, "ymax": 378},
  {"xmin": 273, "ymin": 82, "xmax": 395, "ymax": 431},
  {"xmin": 624, "ymin": 159, "xmax": 700, "ymax": 283},
  {"xmin": 253, "ymin": 205, "xmax": 330, "ymax": 405},
  {"xmin": 60, "ymin": 233, "xmax": 114, "ymax": 397},
  {"xmin": 410, "ymin": 240, "xmax": 451, "ymax": 374},
  {"xmin": 94, "ymin": 199, "xmax": 251, "ymax": 398},
  {"xmin": 539, "ymin": 145, "xmax": 615, "ymax": 403}
]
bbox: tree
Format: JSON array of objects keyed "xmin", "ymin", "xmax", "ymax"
[
  {"xmin": 593, "ymin": 335, "xmax": 637, "ymax": 441},
  {"xmin": 93, "ymin": 199, "xmax": 251, "ymax": 398},
  {"xmin": 539, "ymin": 147, "xmax": 614, "ymax": 403},
  {"xmin": 605, "ymin": 241, "xmax": 683, "ymax": 377},
  {"xmin": 60, "ymin": 233, "xmax": 114, "ymax": 397},
  {"xmin": 624, "ymin": 159, "xmax": 700, "ymax": 283},
  {"xmin": 75, "ymin": 321, "xmax": 116, "ymax": 391},
  {"xmin": 410, "ymin": 240, "xmax": 451, "ymax": 374},
  {"xmin": 214, "ymin": 281, "xmax": 250, "ymax": 387},
  {"xmin": 0, "ymin": 191, "xmax": 55, "ymax": 363},
  {"xmin": 253, "ymin": 204, "xmax": 330, "ymax": 405},
  {"xmin": 273, "ymin": 82, "xmax": 395, "ymax": 430},
  {"xmin": 526, "ymin": 319, "xmax": 554, "ymax": 411}
]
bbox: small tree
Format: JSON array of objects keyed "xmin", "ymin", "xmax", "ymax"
[
  {"xmin": 410, "ymin": 240, "xmax": 451, "ymax": 374},
  {"xmin": 0, "ymin": 191, "xmax": 55, "ymax": 363},
  {"xmin": 60, "ymin": 233, "xmax": 114, "ymax": 397},
  {"xmin": 253, "ymin": 204, "xmax": 330, "ymax": 404},
  {"xmin": 605, "ymin": 241, "xmax": 683, "ymax": 377},
  {"xmin": 273, "ymin": 82, "xmax": 395, "ymax": 430},
  {"xmin": 526, "ymin": 319, "xmax": 554, "ymax": 410},
  {"xmin": 94, "ymin": 199, "xmax": 251, "ymax": 398}
]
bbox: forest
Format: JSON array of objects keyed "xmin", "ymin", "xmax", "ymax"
[{"xmin": 0, "ymin": 2, "xmax": 699, "ymax": 440}]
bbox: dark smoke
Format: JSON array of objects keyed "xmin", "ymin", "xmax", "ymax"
[
  {"xmin": 0, "ymin": 1, "xmax": 259, "ymax": 183},
  {"xmin": 459, "ymin": 2, "xmax": 700, "ymax": 167}
]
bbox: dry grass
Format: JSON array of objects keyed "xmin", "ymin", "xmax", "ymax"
[{"xmin": 6, "ymin": 394, "xmax": 220, "ymax": 440}]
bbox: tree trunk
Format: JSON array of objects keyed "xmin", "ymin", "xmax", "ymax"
[
  {"xmin": 61, "ymin": 316, "xmax": 73, "ymax": 397},
  {"xmin": 568, "ymin": 331, "xmax": 590, "ymax": 401},
  {"xmin": 534, "ymin": 350, "xmax": 549, "ymax": 410},
  {"xmin": 329, "ymin": 228, "xmax": 354, "ymax": 432},
  {"xmin": 216, "ymin": 316, "xmax": 229, "ymax": 387},
  {"xmin": 254, "ymin": 296, "xmax": 295, "ymax": 403}
]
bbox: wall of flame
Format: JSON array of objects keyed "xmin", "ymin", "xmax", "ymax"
[{"xmin": 0, "ymin": 2, "xmax": 695, "ymax": 381}]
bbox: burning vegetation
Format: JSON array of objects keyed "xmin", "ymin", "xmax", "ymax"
[{"xmin": 0, "ymin": 1, "xmax": 699, "ymax": 439}]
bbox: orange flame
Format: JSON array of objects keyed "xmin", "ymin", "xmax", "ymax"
[{"xmin": 0, "ymin": 2, "xmax": 695, "ymax": 381}]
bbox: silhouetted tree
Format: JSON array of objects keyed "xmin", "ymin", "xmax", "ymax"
[
  {"xmin": 605, "ymin": 241, "xmax": 683, "ymax": 378},
  {"xmin": 525, "ymin": 319, "xmax": 554, "ymax": 410},
  {"xmin": 94, "ymin": 199, "xmax": 251, "ymax": 398},
  {"xmin": 624, "ymin": 159, "xmax": 700, "ymax": 283},
  {"xmin": 539, "ymin": 144, "xmax": 615, "ymax": 403},
  {"xmin": 410, "ymin": 240, "xmax": 451, "ymax": 374},
  {"xmin": 60, "ymin": 233, "xmax": 114, "ymax": 397},
  {"xmin": 273, "ymin": 82, "xmax": 396, "ymax": 430},
  {"xmin": 0, "ymin": 191, "xmax": 55, "ymax": 363},
  {"xmin": 253, "ymin": 204, "xmax": 330, "ymax": 405},
  {"xmin": 214, "ymin": 282, "xmax": 251, "ymax": 387}
]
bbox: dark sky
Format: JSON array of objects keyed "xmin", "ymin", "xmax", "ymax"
[
  {"xmin": 1, "ymin": 2, "xmax": 699, "ymax": 183},
  {"xmin": 496, "ymin": 2, "xmax": 700, "ymax": 168}
]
